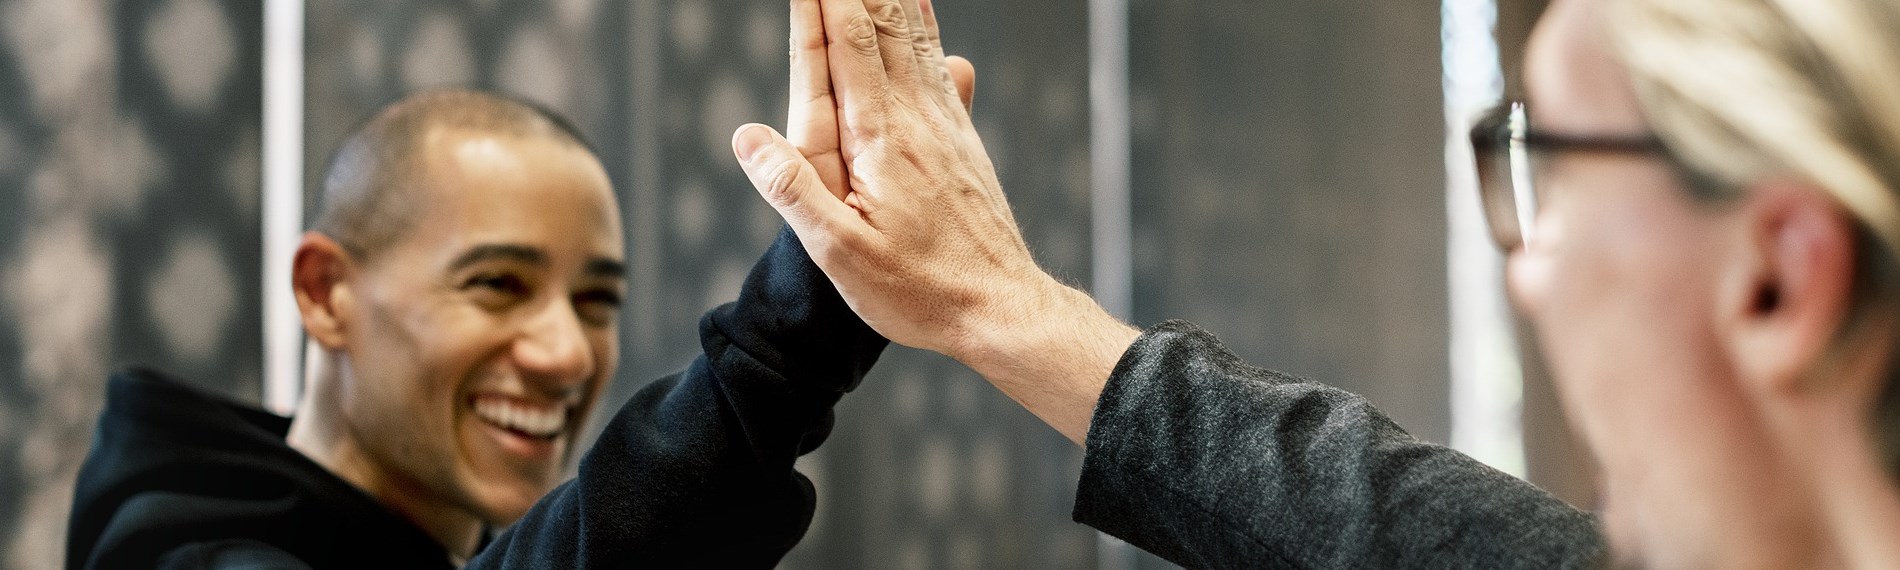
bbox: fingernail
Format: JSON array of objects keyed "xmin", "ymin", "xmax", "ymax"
[{"xmin": 734, "ymin": 124, "xmax": 772, "ymax": 163}]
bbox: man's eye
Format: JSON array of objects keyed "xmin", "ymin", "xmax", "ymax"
[
  {"xmin": 574, "ymin": 290, "xmax": 624, "ymax": 326},
  {"xmin": 464, "ymin": 274, "xmax": 530, "ymax": 298}
]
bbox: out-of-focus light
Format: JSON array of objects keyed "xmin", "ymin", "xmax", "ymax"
[
  {"xmin": 263, "ymin": 0, "xmax": 304, "ymax": 415},
  {"xmin": 1443, "ymin": 0, "xmax": 1527, "ymax": 478}
]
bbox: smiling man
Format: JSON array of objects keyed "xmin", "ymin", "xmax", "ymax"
[
  {"xmin": 288, "ymin": 92, "xmax": 632, "ymax": 548},
  {"xmin": 65, "ymin": 90, "xmax": 888, "ymax": 568}
]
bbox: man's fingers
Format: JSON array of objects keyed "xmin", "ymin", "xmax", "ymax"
[
  {"xmin": 898, "ymin": 0, "xmax": 934, "ymax": 89},
  {"xmin": 788, "ymin": 0, "xmax": 848, "ymax": 194},
  {"xmin": 905, "ymin": 0, "xmax": 966, "ymax": 123},
  {"xmin": 947, "ymin": 55, "xmax": 976, "ymax": 113},
  {"xmin": 733, "ymin": 124, "xmax": 862, "ymax": 238},
  {"xmin": 863, "ymin": 0, "xmax": 920, "ymax": 88},
  {"xmin": 919, "ymin": 0, "xmax": 945, "ymax": 62},
  {"xmin": 820, "ymin": 0, "xmax": 893, "ymax": 128},
  {"xmin": 789, "ymin": 0, "xmax": 832, "ymax": 116}
]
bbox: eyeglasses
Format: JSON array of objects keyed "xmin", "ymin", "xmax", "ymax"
[{"xmin": 1468, "ymin": 102, "xmax": 1671, "ymax": 251}]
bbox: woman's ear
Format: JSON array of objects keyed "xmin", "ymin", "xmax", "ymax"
[
  {"xmin": 1724, "ymin": 180, "xmax": 1858, "ymax": 394},
  {"xmin": 292, "ymin": 233, "xmax": 357, "ymax": 350}
]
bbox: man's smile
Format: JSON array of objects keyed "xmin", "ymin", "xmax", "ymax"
[{"xmin": 470, "ymin": 394, "xmax": 570, "ymax": 443}]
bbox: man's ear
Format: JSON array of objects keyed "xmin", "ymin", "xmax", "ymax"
[
  {"xmin": 1725, "ymin": 180, "xmax": 1858, "ymax": 394},
  {"xmin": 293, "ymin": 232, "xmax": 358, "ymax": 350}
]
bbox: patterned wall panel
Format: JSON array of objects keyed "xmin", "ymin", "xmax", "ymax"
[
  {"xmin": 0, "ymin": 0, "xmax": 262, "ymax": 567},
  {"xmin": 304, "ymin": 0, "xmax": 627, "ymax": 219},
  {"xmin": 1130, "ymin": 0, "xmax": 1451, "ymax": 444}
]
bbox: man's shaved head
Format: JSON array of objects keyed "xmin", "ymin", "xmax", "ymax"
[{"xmin": 313, "ymin": 90, "xmax": 597, "ymax": 258}]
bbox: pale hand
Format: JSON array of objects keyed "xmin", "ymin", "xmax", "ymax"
[{"xmin": 736, "ymin": 0, "xmax": 1139, "ymax": 443}]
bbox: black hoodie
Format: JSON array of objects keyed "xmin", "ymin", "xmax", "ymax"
[{"xmin": 68, "ymin": 228, "xmax": 887, "ymax": 568}]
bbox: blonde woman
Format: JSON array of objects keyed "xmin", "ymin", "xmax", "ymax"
[{"xmin": 734, "ymin": 0, "xmax": 1900, "ymax": 566}]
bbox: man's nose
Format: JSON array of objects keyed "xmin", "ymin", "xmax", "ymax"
[{"xmin": 513, "ymin": 298, "xmax": 596, "ymax": 387}]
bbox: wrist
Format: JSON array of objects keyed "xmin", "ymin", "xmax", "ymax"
[
  {"xmin": 943, "ymin": 273, "xmax": 1078, "ymax": 364},
  {"xmin": 944, "ymin": 275, "xmax": 1141, "ymax": 443}
]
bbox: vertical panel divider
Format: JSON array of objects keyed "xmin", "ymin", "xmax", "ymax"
[
  {"xmin": 627, "ymin": 0, "xmax": 662, "ymax": 360},
  {"xmin": 1090, "ymin": 0, "xmax": 1136, "ymax": 567},
  {"xmin": 262, "ymin": 0, "xmax": 305, "ymax": 415},
  {"xmin": 1090, "ymin": 0, "xmax": 1132, "ymax": 320}
]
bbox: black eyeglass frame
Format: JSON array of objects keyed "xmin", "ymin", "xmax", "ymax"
[{"xmin": 1468, "ymin": 102, "xmax": 1674, "ymax": 250}]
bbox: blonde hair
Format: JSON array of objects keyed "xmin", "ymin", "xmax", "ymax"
[{"xmin": 1603, "ymin": 0, "xmax": 1900, "ymax": 475}]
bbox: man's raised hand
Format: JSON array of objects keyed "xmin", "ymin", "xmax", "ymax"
[
  {"xmin": 736, "ymin": 0, "xmax": 1135, "ymax": 442},
  {"xmin": 736, "ymin": 0, "xmax": 1020, "ymax": 358}
]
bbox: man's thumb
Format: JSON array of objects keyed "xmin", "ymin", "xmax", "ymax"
[{"xmin": 732, "ymin": 123, "xmax": 853, "ymax": 232}]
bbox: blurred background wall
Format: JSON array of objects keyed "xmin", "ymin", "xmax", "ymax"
[
  {"xmin": 0, "ymin": 0, "xmax": 262, "ymax": 567},
  {"xmin": 0, "ymin": 0, "xmax": 1585, "ymax": 568},
  {"xmin": 1129, "ymin": 0, "xmax": 1448, "ymax": 447}
]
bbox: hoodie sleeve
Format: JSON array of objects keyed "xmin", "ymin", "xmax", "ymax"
[
  {"xmin": 1073, "ymin": 321, "xmax": 1605, "ymax": 569},
  {"xmin": 469, "ymin": 226, "xmax": 887, "ymax": 568}
]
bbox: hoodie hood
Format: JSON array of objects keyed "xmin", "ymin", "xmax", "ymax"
[{"xmin": 66, "ymin": 368, "xmax": 450, "ymax": 569}]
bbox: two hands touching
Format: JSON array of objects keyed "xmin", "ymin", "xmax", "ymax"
[{"xmin": 730, "ymin": 0, "xmax": 1140, "ymax": 443}]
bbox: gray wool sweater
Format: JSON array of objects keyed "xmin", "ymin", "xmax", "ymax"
[{"xmin": 1075, "ymin": 320, "xmax": 1606, "ymax": 569}]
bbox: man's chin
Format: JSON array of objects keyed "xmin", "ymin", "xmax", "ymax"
[
  {"xmin": 459, "ymin": 425, "xmax": 574, "ymax": 523},
  {"xmin": 464, "ymin": 473, "xmax": 564, "ymax": 526},
  {"xmin": 476, "ymin": 491, "xmax": 546, "ymax": 527}
]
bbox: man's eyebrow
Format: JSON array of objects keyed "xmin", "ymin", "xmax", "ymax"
[
  {"xmin": 447, "ymin": 244, "xmax": 548, "ymax": 271},
  {"xmin": 446, "ymin": 244, "xmax": 624, "ymax": 278},
  {"xmin": 584, "ymin": 258, "xmax": 627, "ymax": 279}
]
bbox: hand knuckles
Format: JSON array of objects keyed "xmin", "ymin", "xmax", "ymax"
[
  {"xmin": 845, "ymin": 14, "xmax": 881, "ymax": 54},
  {"xmin": 791, "ymin": 33, "xmax": 826, "ymax": 55},
  {"xmin": 800, "ymin": 87, "xmax": 832, "ymax": 105},
  {"xmin": 869, "ymin": 3, "xmax": 909, "ymax": 37},
  {"xmin": 762, "ymin": 159, "xmax": 805, "ymax": 204}
]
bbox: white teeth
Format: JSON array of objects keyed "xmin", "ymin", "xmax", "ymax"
[{"xmin": 472, "ymin": 397, "xmax": 567, "ymax": 438}]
